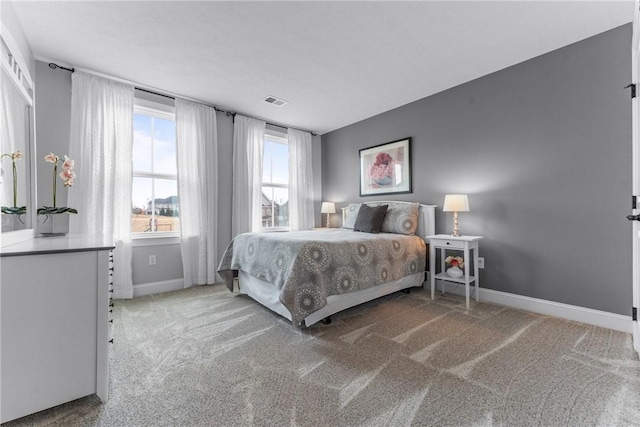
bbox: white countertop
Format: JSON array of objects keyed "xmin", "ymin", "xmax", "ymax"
[{"xmin": 0, "ymin": 234, "xmax": 115, "ymax": 257}]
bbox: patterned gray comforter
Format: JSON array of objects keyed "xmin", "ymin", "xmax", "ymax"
[{"xmin": 217, "ymin": 229, "xmax": 426, "ymax": 326}]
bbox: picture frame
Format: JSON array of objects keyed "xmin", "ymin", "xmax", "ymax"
[{"xmin": 359, "ymin": 137, "xmax": 412, "ymax": 196}]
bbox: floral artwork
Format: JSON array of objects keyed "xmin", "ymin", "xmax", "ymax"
[
  {"xmin": 370, "ymin": 152, "xmax": 395, "ymax": 187},
  {"xmin": 359, "ymin": 138, "xmax": 411, "ymax": 196}
]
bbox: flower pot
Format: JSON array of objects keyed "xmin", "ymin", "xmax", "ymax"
[
  {"xmin": 38, "ymin": 213, "xmax": 70, "ymax": 236},
  {"xmin": 1, "ymin": 210, "xmax": 27, "ymax": 232},
  {"xmin": 446, "ymin": 266, "xmax": 463, "ymax": 278}
]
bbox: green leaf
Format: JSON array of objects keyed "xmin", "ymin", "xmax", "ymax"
[
  {"xmin": 37, "ymin": 206, "xmax": 78, "ymax": 215},
  {"xmin": 1, "ymin": 206, "xmax": 27, "ymax": 215}
]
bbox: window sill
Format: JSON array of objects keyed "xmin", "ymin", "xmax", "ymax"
[
  {"xmin": 132, "ymin": 232, "xmax": 180, "ymax": 247},
  {"xmin": 261, "ymin": 227, "xmax": 290, "ymax": 232}
]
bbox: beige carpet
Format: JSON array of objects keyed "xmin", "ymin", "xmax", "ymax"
[{"xmin": 4, "ymin": 284, "xmax": 640, "ymax": 426}]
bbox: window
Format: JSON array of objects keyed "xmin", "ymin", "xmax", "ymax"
[
  {"xmin": 131, "ymin": 100, "xmax": 180, "ymax": 234},
  {"xmin": 262, "ymin": 130, "xmax": 289, "ymax": 229}
]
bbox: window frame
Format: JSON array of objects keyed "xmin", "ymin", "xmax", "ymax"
[
  {"xmin": 131, "ymin": 99, "xmax": 180, "ymax": 239},
  {"xmin": 261, "ymin": 129, "xmax": 289, "ymax": 232}
]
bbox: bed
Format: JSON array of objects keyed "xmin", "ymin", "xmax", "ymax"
[{"xmin": 218, "ymin": 201, "xmax": 436, "ymax": 326}]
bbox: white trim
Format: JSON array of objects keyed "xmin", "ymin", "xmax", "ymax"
[
  {"xmin": 131, "ymin": 234, "xmax": 180, "ymax": 247},
  {"xmin": 0, "ymin": 28, "xmax": 33, "ymax": 87},
  {"xmin": 133, "ymin": 278, "xmax": 183, "ymax": 297},
  {"xmin": 0, "ymin": 25, "xmax": 34, "ymax": 105},
  {"xmin": 440, "ymin": 284, "xmax": 632, "ymax": 333},
  {"xmin": 631, "ymin": 0, "xmax": 640, "ymax": 354},
  {"xmin": 134, "ymin": 100, "xmax": 175, "ymax": 118},
  {"xmin": 259, "ymin": 227, "xmax": 290, "ymax": 233},
  {"xmin": 265, "ymin": 128, "xmax": 288, "ymax": 141},
  {"xmin": 133, "ymin": 171, "xmax": 177, "ymax": 181}
]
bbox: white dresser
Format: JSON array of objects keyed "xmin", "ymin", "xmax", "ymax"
[{"xmin": 0, "ymin": 234, "xmax": 114, "ymax": 423}]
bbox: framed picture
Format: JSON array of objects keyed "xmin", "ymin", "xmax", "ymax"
[{"xmin": 359, "ymin": 137, "xmax": 412, "ymax": 196}]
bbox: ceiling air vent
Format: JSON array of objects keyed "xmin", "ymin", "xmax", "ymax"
[{"xmin": 264, "ymin": 95, "xmax": 288, "ymax": 107}]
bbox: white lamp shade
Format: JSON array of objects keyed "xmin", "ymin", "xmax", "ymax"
[
  {"xmin": 443, "ymin": 194, "xmax": 469, "ymax": 212},
  {"xmin": 321, "ymin": 202, "xmax": 336, "ymax": 214}
]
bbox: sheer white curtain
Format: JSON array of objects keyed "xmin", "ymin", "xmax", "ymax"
[
  {"xmin": 232, "ymin": 115, "xmax": 265, "ymax": 236},
  {"xmin": 68, "ymin": 71, "xmax": 134, "ymax": 298},
  {"xmin": 175, "ymin": 98, "xmax": 218, "ymax": 287},
  {"xmin": 288, "ymin": 128, "xmax": 315, "ymax": 230}
]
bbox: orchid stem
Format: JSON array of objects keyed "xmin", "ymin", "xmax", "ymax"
[
  {"xmin": 52, "ymin": 161, "xmax": 57, "ymax": 208},
  {"xmin": 12, "ymin": 158, "xmax": 17, "ymax": 207}
]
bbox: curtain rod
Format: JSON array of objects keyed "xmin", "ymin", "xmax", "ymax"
[
  {"xmin": 48, "ymin": 62, "xmax": 74, "ymax": 73},
  {"xmin": 48, "ymin": 62, "xmax": 317, "ymax": 136},
  {"xmin": 134, "ymin": 87, "xmax": 230, "ymax": 116}
]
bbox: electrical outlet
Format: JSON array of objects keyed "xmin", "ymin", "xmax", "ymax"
[
  {"xmin": 149, "ymin": 255, "xmax": 157, "ymax": 266},
  {"xmin": 478, "ymin": 257, "xmax": 485, "ymax": 269}
]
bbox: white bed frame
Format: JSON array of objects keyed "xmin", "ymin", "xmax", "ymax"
[{"xmin": 236, "ymin": 202, "xmax": 437, "ymax": 326}]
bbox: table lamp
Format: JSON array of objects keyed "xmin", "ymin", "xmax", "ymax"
[
  {"xmin": 321, "ymin": 202, "xmax": 336, "ymax": 228},
  {"xmin": 443, "ymin": 194, "xmax": 469, "ymax": 237}
]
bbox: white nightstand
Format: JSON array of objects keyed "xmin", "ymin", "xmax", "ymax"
[{"xmin": 426, "ymin": 234, "xmax": 483, "ymax": 309}]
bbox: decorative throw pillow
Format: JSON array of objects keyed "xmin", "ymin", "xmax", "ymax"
[
  {"xmin": 342, "ymin": 203, "xmax": 361, "ymax": 229},
  {"xmin": 353, "ymin": 204, "xmax": 388, "ymax": 233},
  {"xmin": 381, "ymin": 202, "xmax": 420, "ymax": 235}
]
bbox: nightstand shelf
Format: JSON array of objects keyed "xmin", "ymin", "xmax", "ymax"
[
  {"xmin": 427, "ymin": 234, "xmax": 483, "ymax": 309},
  {"xmin": 432, "ymin": 272, "xmax": 477, "ymax": 284}
]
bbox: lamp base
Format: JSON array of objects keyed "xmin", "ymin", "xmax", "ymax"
[{"xmin": 451, "ymin": 211, "xmax": 460, "ymax": 237}]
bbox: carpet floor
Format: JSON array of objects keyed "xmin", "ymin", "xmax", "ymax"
[{"xmin": 4, "ymin": 284, "xmax": 640, "ymax": 427}]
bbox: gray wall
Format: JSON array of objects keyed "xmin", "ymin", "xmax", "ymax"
[
  {"xmin": 322, "ymin": 25, "xmax": 632, "ymax": 316},
  {"xmin": 32, "ymin": 60, "xmax": 323, "ymax": 289},
  {"xmin": 35, "ymin": 61, "xmax": 72, "ymax": 211}
]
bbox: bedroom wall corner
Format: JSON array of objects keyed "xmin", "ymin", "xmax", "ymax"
[{"xmin": 312, "ymin": 133, "xmax": 323, "ymax": 227}]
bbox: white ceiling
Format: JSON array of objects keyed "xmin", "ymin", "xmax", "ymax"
[{"xmin": 11, "ymin": 1, "xmax": 634, "ymax": 135}]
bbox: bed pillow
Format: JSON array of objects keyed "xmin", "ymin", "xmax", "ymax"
[
  {"xmin": 353, "ymin": 204, "xmax": 388, "ymax": 233},
  {"xmin": 381, "ymin": 202, "xmax": 420, "ymax": 235},
  {"xmin": 342, "ymin": 203, "xmax": 361, "ymax": 229}
]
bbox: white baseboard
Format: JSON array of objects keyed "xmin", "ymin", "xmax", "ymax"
[
  {"xmin": 439, "ymin": 283, "xmax": 632, "ymax": 333},
  {"xmin": 133, "ymin": 279, "xmax": 184, "ymax": 298}
]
